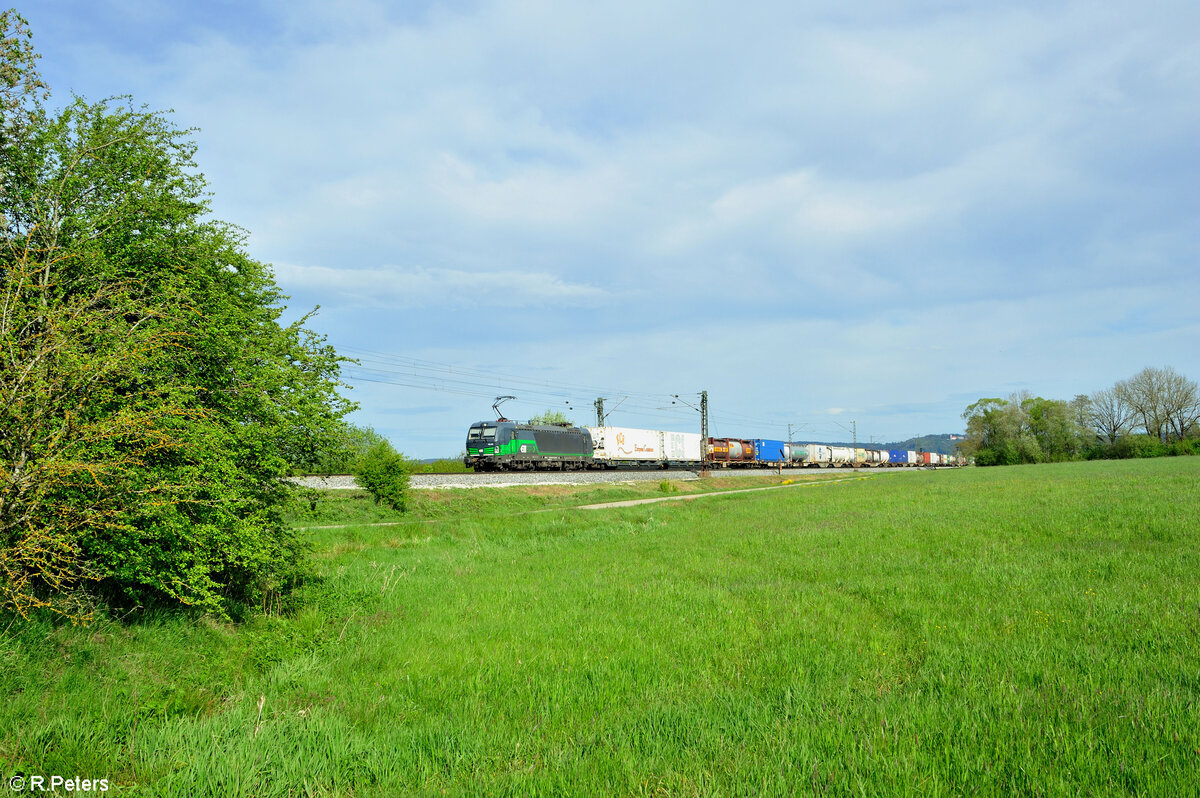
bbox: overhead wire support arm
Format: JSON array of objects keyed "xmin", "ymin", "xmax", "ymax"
[{"xmin": 671, "ymin": 391, "xmax": 710, "ymax": 477}]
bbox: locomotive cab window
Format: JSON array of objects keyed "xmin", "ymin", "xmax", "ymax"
[{"xmin": 467, "ymin": 423, "xmax": 498, "ymax": 444}]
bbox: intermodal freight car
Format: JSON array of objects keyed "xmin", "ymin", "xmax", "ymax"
[{"xmin": 464, "ymin": 421, "xmax": 964, "ymax": 472}]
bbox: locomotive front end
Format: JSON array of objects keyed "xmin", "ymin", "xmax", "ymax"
[{"xmin": 464, "ymin": 421, "xmax": 503, "ymax": 471}]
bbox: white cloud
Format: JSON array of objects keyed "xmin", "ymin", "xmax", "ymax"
[
  {"xmin": 271, "ymin": 263, "xmax": 606, "ymax": 308},
  {"xmin": 25, "ymin": 0, "xmax": 1200, "ymax": 455},
  {"xmin": 428, "ymin": 153, "xmax": 633, "ymax": 226}
]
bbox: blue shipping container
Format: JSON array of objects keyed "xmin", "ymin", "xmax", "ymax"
[
  {"xmin": 887, "ymin": 450, "xmax": 909, "ymax": 464},
  {"xmin": 754, "ymin": 439, "xmax": 788, "ymax": 462}
]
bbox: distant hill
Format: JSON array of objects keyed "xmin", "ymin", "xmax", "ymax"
[{"xmin": 797, "ymin": 434, "xmax": 965, "ymax": 456}]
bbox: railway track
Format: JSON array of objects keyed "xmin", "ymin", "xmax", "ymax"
[{"xmin": 292, "ymin": 466, "xmax": 926, "ymax": 491}]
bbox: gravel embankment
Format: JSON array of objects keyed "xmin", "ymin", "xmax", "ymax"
[
  {"xmin": 290, "ymin": 467, "xmax": 890, "ymax": 491},
  {"xmin": 290, "ymin": 471, "xmax": 705, "ymax": 490},
  {"xmin": 289, "ymin": 475, "xmax": 362, "ymax": 490},
  {"xmin": 411, "ymin": 471, "xmax": 708, "ymax": 489}
]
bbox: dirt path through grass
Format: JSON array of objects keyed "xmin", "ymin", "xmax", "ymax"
[{"xmin": 576, "ymin": 473, "xmax": 878, "ymax": 508}]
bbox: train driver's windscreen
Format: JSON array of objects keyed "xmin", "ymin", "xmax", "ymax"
[{"xmin": 468, "ymin": 424, "xmax": 497, "ymax": 442}]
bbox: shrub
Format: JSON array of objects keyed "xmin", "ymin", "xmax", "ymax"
[
  {"xmin": 355, "ymin": 442, "xmax": 410, "ymax": 511},
  {"xmin": 1167, "ymin": 438, "xmax": 1200, "ymax": 457},
  {"xmin": 1111, "ymin": 435, "xmax": 1168, "ymax": 459},
  {"xmin": 0, "ymin": 49, "xmax": 350, "ymax": 620}
]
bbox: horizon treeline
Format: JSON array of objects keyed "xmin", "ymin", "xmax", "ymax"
[{"xmin": 960, "ymin": 366, "xmax": 1200, "ymax": 466}]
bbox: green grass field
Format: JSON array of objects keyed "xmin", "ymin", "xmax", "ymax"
[{"xmin": 2, "ymin": 459, "xmax": 1198, "ymax": 795}]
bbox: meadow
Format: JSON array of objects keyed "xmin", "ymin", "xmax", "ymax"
[{"xmin": 1, "ymin": 459, "xmax": 1197, "ymax": 795}]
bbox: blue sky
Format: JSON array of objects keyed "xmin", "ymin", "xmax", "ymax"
[{"xmin": 24, "ymin": 0, "xmax": 1200, "ymax": 457}]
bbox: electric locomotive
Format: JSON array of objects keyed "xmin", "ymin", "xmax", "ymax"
[{"xmin": 464, "ymin": 420, "xmax": 593, "ymax": 471}]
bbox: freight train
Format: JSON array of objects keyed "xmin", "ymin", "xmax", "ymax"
[{"xmin": 463, "ymin": 420, "xmax": 964, "ymax": 472}]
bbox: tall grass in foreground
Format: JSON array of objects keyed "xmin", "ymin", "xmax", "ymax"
[{"xmin": 1, "ymin": 459, "xmax": 1197, "ymax": 795}]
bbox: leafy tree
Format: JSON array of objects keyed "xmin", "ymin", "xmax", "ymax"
[
  {"xmin": 962, "ymin": 393, "xmax": 1082, "ymax": 465},
  {"xmin": 1070, "ymin": 394, "xmax": 1093, "ymax": 440},
  {"xmin": 528, "ymin": 409, "xmax": 574, "ymax": 425},
  {"xmin": 307, "ymin": 420, "xmax": 388, "ymax": 475},
  {"xmin": 0, "ymin": 18, "xmax": 350, "ymax": 619},
  {"xmin": 1024, "ymin": 396, "xmax": 1085, "ymax": 462},
  {"xmin": 961, "ymin": 398, "xmax": 1013, "ymax": 465}
]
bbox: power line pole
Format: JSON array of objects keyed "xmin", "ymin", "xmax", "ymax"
[
  {"xmin": 852, "ymin": 420, "xmax": 858, "ymax": 470},
  {"xmin": 700, "ymin": 390, "xmax": 710, "ymax": 478},
  {"xmin": 594, "ymin": 397, "xmax": 606, "ymax": 426}
]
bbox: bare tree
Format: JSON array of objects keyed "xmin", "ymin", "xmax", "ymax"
[
  {"xmin": 1087, "ymin": 387, "xmax": 1132, "ymax": 445},
  {"xmin": 1116, "ymin": 368, "xmax": 1169, "ymax": 442},
  {"xmin": 1161, "ymin": 369, "xmax": 1200, "ymax": 441},
  {"xmin": 1116, "ymin": 367, "xmax": 1199, "ymax": 442}
]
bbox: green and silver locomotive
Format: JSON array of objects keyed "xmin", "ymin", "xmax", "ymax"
[{"xmin": 464, "ymin": 420, "xmax": 594, "ymax": 471}]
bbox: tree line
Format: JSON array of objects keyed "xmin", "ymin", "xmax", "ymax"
[{"xmin": 960, "ymin": 367, "xmax": 1200, "ymax": 466}]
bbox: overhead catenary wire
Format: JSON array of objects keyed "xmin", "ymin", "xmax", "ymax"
[
  {"xmin": 346, "ymin": 371, "xmax": 706, "ymax": 427},
  {"xmin": 338, "ymin": 345, "xmax": 901, "ymax": 441},
  {"xmin": 341, "ymin": 346, "xmax": 675, "ymax": 404}
]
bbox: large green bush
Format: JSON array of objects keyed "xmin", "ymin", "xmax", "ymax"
[
  {"xmin": 354, "ymin": 442, "xmax": 410, "ymax": 512},
  {"xmin": 0, "ymin": 14, "xmax": 350, "ymax": 620}
]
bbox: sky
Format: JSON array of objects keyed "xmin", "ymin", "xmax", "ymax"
[{"xmin": 22, "ymin": 0, "xmax": 1200, "ymax": 457}]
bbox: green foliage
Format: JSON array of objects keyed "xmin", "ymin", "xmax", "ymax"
[
  {"xmin": 966, "ymin": 370, "xmax": 1200, "ymax": 466},
  {"xmin": 302, "ymin": 420, "xmax": 387, "ymax": 475},
  {"xmin": 1084, "ymin": 434, "xmax": 1200, "ymax": 461},
  {"xmin": 2, "ymin": 459, "xmax": 1198, "ymax": 794},
  {"xmin": 283, "ymin": 489, "xmax": 407, "ymax": 527},
  {"xmin": 407, "ymin": 458, "xmax": 472, "ymax": 474},
  {"xmin": 353, "ymin": 441, "xmax": 409, "ymax": 511},
  {"xmin": 0, "ymin": 25, "xmax": 351, "ymax": 619},
  {"xmin": 528, "ymin": 409, "xmax": 573, "ymax": 425},
  {"xmin": 963, "ymin": 393, "xmax": 1090, "ymax": 466}
]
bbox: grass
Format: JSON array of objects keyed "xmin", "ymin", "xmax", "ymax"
[
  {"xmin": 407, "ymin": 458, "xmax": 473, "ymax": 475},
  {"xmin": 2, "ymin": 458, "xmax": 1198, "ymax": 795},
  {"xmin": 285, "ymin": 470, "xmax": 855, "ymax": 527}
]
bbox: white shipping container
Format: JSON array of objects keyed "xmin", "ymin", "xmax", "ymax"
[
  {"xmin": 587, "ymin": 426, "xmax": 662, "ymax": 462},
  {"xmin": 803, "ymin": 444, "xmax": 832, "ymax": 465},
  {"xmin": 829, "ymin": 447, "xmax": 855, "ymax": 465},
  {"xmin": 663, "ymin": 431, "xmax": 703, "ymax": 462}
]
